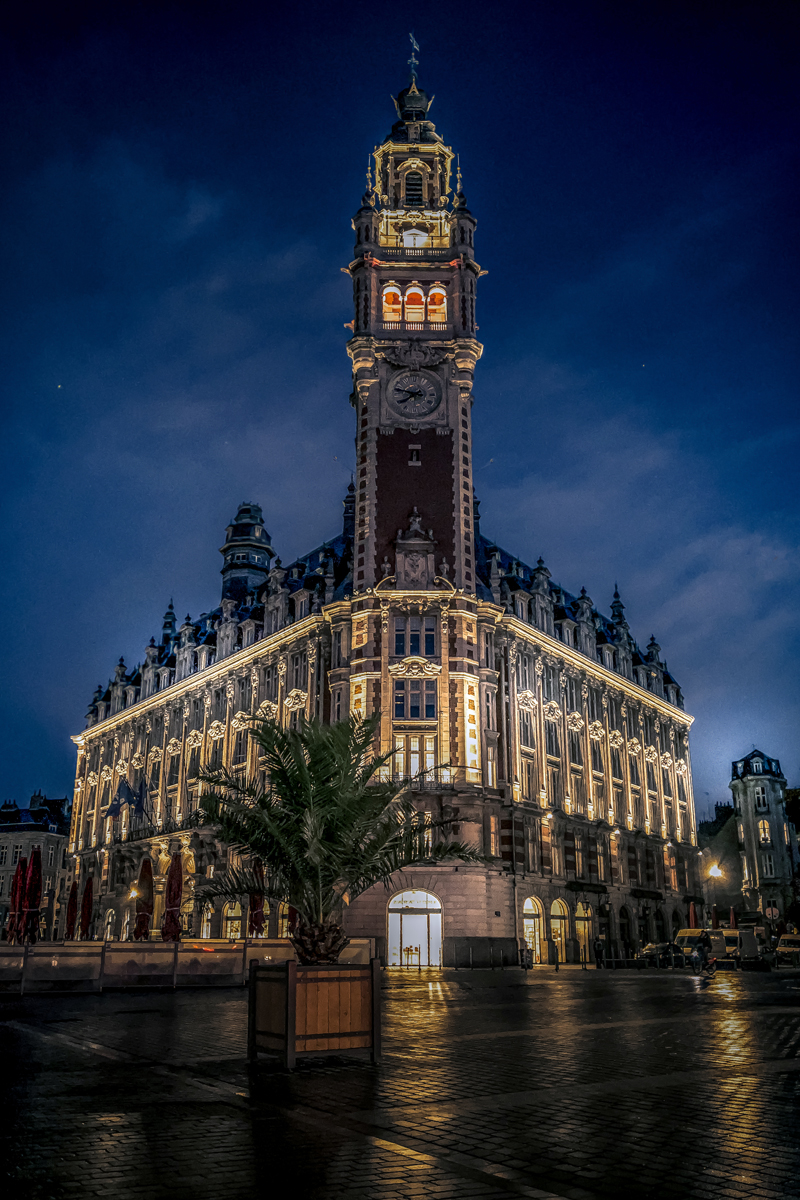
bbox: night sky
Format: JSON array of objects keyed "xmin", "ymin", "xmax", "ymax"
[{"xmin": 2, "ymin": 1, "xmax": 798, "ymax": 817}]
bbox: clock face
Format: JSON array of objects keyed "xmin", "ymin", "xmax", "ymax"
[{"xmin": 388, "ymin": 370, "xmax": 441, "ymax": 418}]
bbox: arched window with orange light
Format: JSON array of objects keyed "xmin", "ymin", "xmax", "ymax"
[
  {"xmin": 382, "ymin": 285, "xmax": 402, "ymax": 323},
  {"xmin": 428, "ymin": 285, "xmax": 447, "ymax": 323},
  {"xmin": 404, "ymin": 284, "xmax": 425, "ymax": 323}
]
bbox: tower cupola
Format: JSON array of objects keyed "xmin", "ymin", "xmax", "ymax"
[{"xmin": 220, "ymin": 501, "xmax": 274, "ymax": 602}]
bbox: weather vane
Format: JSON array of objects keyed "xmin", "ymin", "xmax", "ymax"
[{"xmin": 408, "ymin": 32, "xmax": 420, "ymax": 78}]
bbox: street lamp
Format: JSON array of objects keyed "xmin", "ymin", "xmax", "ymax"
[{"xmin": 708, "ymin": 864, "xmax": 722, "ymax": 926}]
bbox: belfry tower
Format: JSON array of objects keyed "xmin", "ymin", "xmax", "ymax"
[{"xmin": 346, "ymin": 73, "xmax": 483, "ymax": 592}]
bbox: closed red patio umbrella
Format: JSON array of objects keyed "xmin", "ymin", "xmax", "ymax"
[
  {"xmin": 729, "ymin": 907, "xmax": 738, "ymax": 930},
  {"xmin": 133, "ymin": 858, "xmax": 154, "ymax": 941},
  {"xmin": 689, "ymin": 901, "xmax": 698, "ymax": 929},
  {"xmin": 22, "ymin": 847, "xmax": 43, "ymax": 944},
  {"xmin": 248, "ymin": 862, "xmax": 265, "ymax": 937},
  {"xmin": 79, "ymin": 876, "xmax": 94, "ymax": 940},
  {"xmin": 4, "ymin": 859, "xmax": 26, "ymax": 944},
  {"xmin": 65, "ymin": 880, "xmax": 78, "ymax": 940},
  {"xmin": 161, "ymin": 852, "xmax": 183, "ymax": 942}
]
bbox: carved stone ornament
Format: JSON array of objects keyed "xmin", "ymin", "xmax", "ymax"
[
  {"xmin": 543, "ymin": 700, "xmax": 562, "ymax": 723},
  {"xmin": 186, "ymin": 729, "xmax": 203, "ymax": 749},
  {"xmin": 675, "ymin": 759, "xmax": 688, "ymax": 776},
  {"xmin": 207, "ymin": 721, "xmax": 226, "ymax": 741},
  {"xmin": 627, "ymin": 737, "xmax": 641, "ymax": 755},
  {"xmin": 257, "ymin": 700, "xmax": 279, "ymax": 721},
  {"xmin": 278, "ymin": 659, "xmax": 287, "ymax": 681},
  {"xmin": 131, "ymin": 753, "xmax": 145, "ymax": 769},
  {"xmin": 517, "ymin": 689, "xmax": 537, "ymax": 712},
  {"xmin": 534, "ymin": 658, "xmax": 545, "ymax": 676},
  {"xmin": 231, "ymin": 710, "xmax": 251, "ymax": 731},
  {"xmin": 507, "ymin": 641, "xmax": 518, "ymax": 665},
  {"xmin": 148, "ymin": 746, "xmax": 163, "ymax": 763},
  {"xmin": 588, "ymin": 721, "xmax": 605, "ymax": 742},
  {"xmin": 167, "ymin": 738, "xmax": 182, "ymax": 756},
  {"xmin": 380, "ymin": 340, "xmax": 453, "ymax": 370},
  {"xmin": 114, "ymin": 760, "xmax": 128, "ymax": 776},
  {"xmin": 566, "ymin": 711, "xmax": 584, "ymax": 733},
  {"xmin": 660, "ymin": 752, "xmax": 673, "ymax": 769},
  {"xmin": 388, "ymin": 655, "xmax": 442, "ymax": 678},
  {"xmin": 284, "ymin": 689, "xmax": 307, "ymax": 712},
  {"xmin": 203, "ymin": 693, "xmax": 212, "ymax": 710},
  {"xmin": 225, "ymin": 681, "xmax": 235, "ymax": 701},
  {"xmin": 74, "ymin": 779, "xmax": 83, "ymax": 792},
  {"xmin": 608, "ymin": 729, "xmax": 624, "ymax": 750},
  {"xmin": 251, "ymin": 667, "xmax": 260, "ymax": 687},
  {"xmin": 87, "ymin": 772, "xmax": 98, "ymax": 786},
  {"xmin": 644, "ymin": 745, "xmax": 658, "ymax": 764}
]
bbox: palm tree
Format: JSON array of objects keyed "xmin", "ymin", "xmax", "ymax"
[{"xmin": 197, "ymin": 714, "xmax": 483, "ymax": 963}]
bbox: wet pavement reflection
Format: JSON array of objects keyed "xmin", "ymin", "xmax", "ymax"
[{"xmin": 1, "ymin": 968, "xmax": 799, "ymax": 1199}]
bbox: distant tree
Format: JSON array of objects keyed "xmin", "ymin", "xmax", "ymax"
[
  {"xmin": 784, "ymin": 787, "xmax": 800, "ymax": 829},
  {"xmin": 197, "ymin": 714, "xmax": 483, "ymax": 963}
]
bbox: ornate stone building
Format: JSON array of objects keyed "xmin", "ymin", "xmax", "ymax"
[
  {"xmin": 0, "ymin": 792, "xmax": 72, "ymax": 939},
  {"xmin": 69, "ymin": 72, "xmax": 702, "ymax": 963}
]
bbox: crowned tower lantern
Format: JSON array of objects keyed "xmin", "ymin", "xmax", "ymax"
[{"xmin": 346, "ymin": 69, "xmax": 483, "ymax": 592}]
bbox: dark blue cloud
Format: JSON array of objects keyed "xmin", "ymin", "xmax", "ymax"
[{"xmin": 1, "ymin": 0, "xmax": 798, "ymax": 814}]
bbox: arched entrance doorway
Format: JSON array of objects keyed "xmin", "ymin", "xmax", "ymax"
[
  {"xmin": 523, "ymin": 897, "xmax": 544, "ymax": 963},
  {"xmin": 103, "ymin": 909, "xmax": 116, "ymax": 941},
  {"xmin": 575, "ymin": 902, "xmax": 592, "ymax": 963},
  {"xmin": 388, "ymin": 889, "xmax": 442, "ymax": 967},
  {"xmin": 619, "ymin": 907, "xmax": 632, "ymax": 956},
  {"xmin": 550, "ymin": 899, "xmax": 569, "ymax": 963}
]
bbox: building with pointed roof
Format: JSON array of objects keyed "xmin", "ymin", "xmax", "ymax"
[{"xmin": 69, "ymin": 72, "xmax": 702, "ymax": 961}]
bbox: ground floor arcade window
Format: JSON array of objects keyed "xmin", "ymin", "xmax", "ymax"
[
  {"xmin": 223, "ymin": 901, "xmax": 242, "ymax": 939},
  {"xmin": 388, "ymin": 889, "xmax": 442, "ymax": 967},
  {"xmin": 575, "ymin": 901, "xmax": 592, "ymax": 963},
  {"xmin": 551, "ymin": 898, "xmax": 569, "ymax": 963},
  {"xmin": 523, "ymin": 896, "xmax": 544, "ymax": 963}
]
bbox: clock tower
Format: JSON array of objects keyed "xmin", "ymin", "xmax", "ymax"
[{"xmin": 346, "ymin": 73, "xmax": 483, "ymax": 592}]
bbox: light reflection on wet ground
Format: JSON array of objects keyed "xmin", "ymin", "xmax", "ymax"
[{"xmin": 1, "ymin": 967, "xmax": 799, "ymax": 1200}]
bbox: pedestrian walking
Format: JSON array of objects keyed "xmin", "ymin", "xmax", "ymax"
[{"xmin": 593, "ymin": 937, "xmax": 604, "ymax": 969}]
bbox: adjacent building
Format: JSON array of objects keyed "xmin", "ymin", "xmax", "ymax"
[
  {"xmin": 700, "ymin": 750, "xmax": 798, "ymax": 925},
  {"xmin": 69, "ymin": 72, "xmax": 703, "ymax": 963},
  {"xmin": 0, "ymin": 792, "xmax": 72, "ymax": 939}
]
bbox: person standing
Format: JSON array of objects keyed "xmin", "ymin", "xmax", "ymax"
[{"xmin": 593, "ymin": 937, "xmax": 605, "ymax": 969}]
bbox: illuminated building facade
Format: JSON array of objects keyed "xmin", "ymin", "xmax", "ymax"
[{"xmin": 69, "ymin": 74, "xmax": 702, "ymax": 962}]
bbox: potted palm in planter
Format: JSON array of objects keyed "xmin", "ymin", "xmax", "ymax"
[{"xmin": 198, "ymin": 714, "xmax": 481, "ymax": 1066}]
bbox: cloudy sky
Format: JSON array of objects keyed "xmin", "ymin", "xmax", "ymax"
[{"xmin": 1, "ymin": 0, "xmax": 798, "ymax": 817}]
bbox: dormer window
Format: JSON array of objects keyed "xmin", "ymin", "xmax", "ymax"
[{"xmin": 753, "ymin": 759, "xmax": 762, "ymax": 773}]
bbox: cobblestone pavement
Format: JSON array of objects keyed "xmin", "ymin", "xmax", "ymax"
[{"xmin": 2, "ymin": 967, "xmax": 800, "ymax": 1200}]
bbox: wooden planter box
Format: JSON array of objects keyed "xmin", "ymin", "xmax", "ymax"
[{"xmin": 247, "ymin": 959, "xmax": 381, "ymax": 1069}]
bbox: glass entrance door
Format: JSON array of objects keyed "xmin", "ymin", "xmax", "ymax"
[{"xmin": 388, "ymin": 890, "xmax": 443, "ymax": 966}]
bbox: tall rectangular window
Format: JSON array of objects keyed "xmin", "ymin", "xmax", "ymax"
[
  {"xmin": 762, "ymin": 853, "xmax": 774, "ymax": 876},
  {"xmin": 519, "ymin": 708, "xmax": 535, "ymax": 748},
  {"xmin": 394, "ymin": 679, "xmax": 436, "ymax": 719},
  {"xmin": 626, "ymin": 707, "xmax": 638, "ymax": 739},
  {"xmin": 12, "ymin": 844, "xmax": 22, "ymax": 865},
  {"xmin": 167, "ymin": 753, "xmax": 180, "ymax": 786},
  {"xmin": 591, "ymin": 740, "xmax": 604, "ymax": 774},
  {"xmin": 489, "ymin": 815, "xmax": 500, "ymax": 857},
  {"xmin": 0, "ymin": 846, "xmax": 7, "ymax": 867},
  {"xmin": 568, "ymin": 732, "xmax": 583, "ymax": 765},
  {"xmin": 545, "ymin": 722, "xmax": 560, "ymax": 758},
  {"xmin": 755, "ymin": 786, "xmax": 768, "ymax": 810},
  {"xmin": 332, "ymin": 629, "xmax": 343, "ymax": 667}
]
